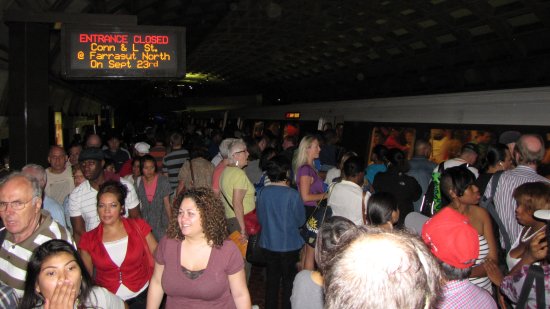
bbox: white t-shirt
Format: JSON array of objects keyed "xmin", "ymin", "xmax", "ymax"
[
  {"xmin": 45, "ymin": 166, "xmax": 75, "ymax": 205},
  {"xmin": 324, "ymin": 167, "xmax": 341, "ymax": 185},
  {"xmin": 68, "ymin": 178, "xmax": 139, "ymax": 231},
  {"xmin": 327, "ymin": 180, "xmax": 370, "ymax": 225}
]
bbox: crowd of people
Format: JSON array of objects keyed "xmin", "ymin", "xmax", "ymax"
[{"xmin": 0, "ymin": 122, "xmax": 549, "ymax": 309}]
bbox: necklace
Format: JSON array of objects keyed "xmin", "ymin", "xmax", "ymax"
[{"xmin": 521, "ymin": 225, "xmax": 546, "ymax": 243}]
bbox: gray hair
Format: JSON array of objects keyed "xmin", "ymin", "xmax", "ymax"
[
  {"xmin": 219, "ymin": 138, "xmax": 236, "ymax": 159},
  {"xmin": 516, "ymin": 134, "xmax": 545, "ymax": 165},
  {"xmin": 0, "ymin": 172, "xmax": 43, "ymax": 199},
  {"xmin": 439, "ymin": 261, "xmax": 471, "ymax": 280},
  {"xmin": 324, "ymin": 227, "xmax": 443, "ymax": 309},
  {"xmin": 227, "ymin": 139, "xmax": 246, "ymax": 165},
  {"xmin": 21, "ymin": 164, "xmax": 47, "ymax": 189}
]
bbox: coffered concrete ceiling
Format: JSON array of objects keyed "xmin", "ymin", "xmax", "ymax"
[{"xmin": 1, "ymin": 0, "xmax": 550, "ymax": 112}]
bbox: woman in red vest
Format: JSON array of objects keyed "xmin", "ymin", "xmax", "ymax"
[{"xmin": 79, "ymin": 180, "xmax": 157, "ymax": 309}]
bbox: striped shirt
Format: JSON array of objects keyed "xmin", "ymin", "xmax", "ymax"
[
  {"xmin": 483, "ymin": 165, "xmax": 549, "ymax": 247},
  {"xmin": 162, "ymin": 148, "xmax": 189, "ymax": 191},
  {"xmin": 0, "ymin": 283, "xmax": 17, "ymax": 308},
  {"xmin": 68, "ymin": 178, "xmax": 140, "ymax": 232},
  {"xmin": 149, "ymin": 145, "xmax": 166, "ymax": 170},
  {"xmin": 0, "ymin": 211, "xmax": 74, "ymax": 298},
  {"xmin": 469, "ymin": 234, "xmax": 492, "ymax": 293}
]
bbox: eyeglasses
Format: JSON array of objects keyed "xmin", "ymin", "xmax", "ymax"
[{"xmin": 0, "ymin": 198, "xmax": 35, "ymax": 212}]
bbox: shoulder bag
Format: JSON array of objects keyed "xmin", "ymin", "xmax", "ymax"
[
  {"xmin": 299, "ymin": 183, "xmax": 335, "ymax": 246},
  {"xmin": 245, "ymin": 188, "xmax": 266, "ymax": 266},
  {"xmin": 221, "ymin": 189, "xmax": 261, "ymax": 235},
  {"xmin": 516, "ymin": 264, "xmax": 546, "ymax": 309},
  {"xmin": 188, "ymin": 159, "xmax": 195, "ymax": 188}
]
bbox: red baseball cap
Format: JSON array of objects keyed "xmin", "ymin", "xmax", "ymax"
[{"xmin": 421, "ymin": 207, "xmax": 479, "ymax": 269}]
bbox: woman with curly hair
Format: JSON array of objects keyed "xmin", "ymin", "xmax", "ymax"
[{"xmin": 146, "ymin": 188, "xmax": 251, "ymax": 309}]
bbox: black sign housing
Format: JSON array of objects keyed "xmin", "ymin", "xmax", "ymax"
[{"xmin": 61, "ymin": 24, "xmax": 186, "ymax": 79}]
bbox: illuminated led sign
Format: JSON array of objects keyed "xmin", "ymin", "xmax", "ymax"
[
  {"xmin": 285, "ymin": 112, "xmax": 300, "ymax": 119},
  {"xmin": 61, "ymin": 24, "xmax": 185, "ymax": 79}
]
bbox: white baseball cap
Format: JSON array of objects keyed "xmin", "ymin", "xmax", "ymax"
[
  {"xmin": 134, "ymin": 142, "xmax": 150, "ymax": 154},
  {"xmin": 534, "ymin": 209, "xmax": 550, "ymax": 221}
]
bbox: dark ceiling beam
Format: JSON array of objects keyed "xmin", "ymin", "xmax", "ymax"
[
  {"xmin": 49, "ymin": 0, "xmax": 73, "ymax": 12},
  {"xmin": 3, "ymin": 9, "xmax": 137, "ymax": 25},
  {"xmin": 523, "ymin": 0, "xmax": 550, "ymax": 28},
  {"xmin": 91, "ymin": 0, "xmax": 107, "ymax": 13},
  {"xmin": 13, "ymin": 0, "xmax": 35, "ymax": 10},
  {"xmin": 131, "ymin": 0, "xmax": 160, "ymax": 16}
]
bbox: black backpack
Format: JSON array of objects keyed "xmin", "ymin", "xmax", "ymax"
[{"xmin": 420, "ymin": 161, "xmax": 447, "ymax": 217}]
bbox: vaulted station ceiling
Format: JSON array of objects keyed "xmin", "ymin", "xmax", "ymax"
[{"xmin": 1, "ymin": 0, "xmax": 550, "ymax": 112}]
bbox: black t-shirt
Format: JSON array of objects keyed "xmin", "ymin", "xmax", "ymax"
[{"xmin": 373, "ymin": 170, "xmax": 422, "ymax": 226}]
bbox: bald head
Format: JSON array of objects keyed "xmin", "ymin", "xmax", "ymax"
[
  {"xmin": 324, "ymin": 227, "xmax": 442, "ymax": 309},
  {"xmin": 48, "ymin": 145, "xmax": 68, "ymax": 174},
  {"xmin": 49, "ymin": 145, "xmax": 66, "ymax": 156},
  {"xmin": 515, "ymin": 134, "xmax": 545, "ymax": 166},
  {"xmin": 86, "ymin": 134, "xmax": 102, "ymax": 148}
]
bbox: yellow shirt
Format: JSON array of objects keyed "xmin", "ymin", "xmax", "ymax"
[{"xmin": 220, "ymin": 166, "xmax": 255, "ymax": 218}]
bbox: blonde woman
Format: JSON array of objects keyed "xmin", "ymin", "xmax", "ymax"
[{"xmin": 293, "ymin": 135, "xmax": 326, "ymax": 270}]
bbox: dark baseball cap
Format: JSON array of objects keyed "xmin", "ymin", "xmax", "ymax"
[
  {"xmin": 79, "ymin": 147, "xmax": 104, "ymax": 162},
  {"xmin": 499, "ymin": 131, "xmax": 521, "ymax": 145}
]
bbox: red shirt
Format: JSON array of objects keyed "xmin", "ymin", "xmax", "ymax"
[
  {"xmin": 78, "ymin": 218, "xmax": 152, "ymax": 294},
  {"xmin": 118, "ymin": 159, "xmax": 133, "ymax": 177},
  {"xmin": 149, "ymin": 145, "xmax": 166, "ymax": 170}
]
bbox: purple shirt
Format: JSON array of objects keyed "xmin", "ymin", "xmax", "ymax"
[
  {"xmin": 155, "ymin": 237, "xmax": 244, "ymax": 309},
  {"xmin": 437, "ymin": 280, "xmax": 497, "ymax": 309},
  {"xmin": 296, "ymin": 165, "xmax": 324, "ymax": 207}
]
